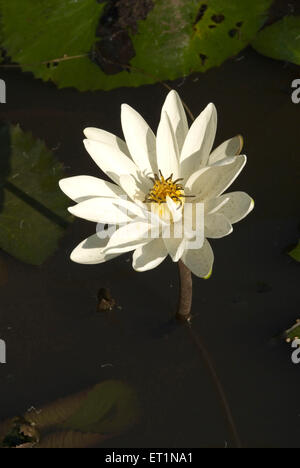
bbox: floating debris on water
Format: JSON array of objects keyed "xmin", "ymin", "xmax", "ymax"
[{"xmin": 284, "ymin": 319, "xmax": 300, "ymax": 344}]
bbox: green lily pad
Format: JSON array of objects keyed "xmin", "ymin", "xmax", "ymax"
[
  {"xmin": 0, "ymin": 0, "xmax": 272, "ymax": 91},
  {"xmin": 288, "ymin": 240, "xmax": 300, "ymax": 262},
  {"xmin": 155, "ymin": 0, "xmax": 273, "ymax": 74},
  {"xmin": 0, "ymin": 123, "xmax": 72, "ymax": 265},
  {"xmin": 252, "ymin": 16, "xmax": 300, "ymax": 65}
]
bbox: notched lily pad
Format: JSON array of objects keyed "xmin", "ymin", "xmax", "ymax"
[
  {"xmin": 0, "ymin": 123, "xmax": 72, "ymax": 265},
  {"xmin": 252, "ymin": 15, "xmax": 300, "ymax": 65}
]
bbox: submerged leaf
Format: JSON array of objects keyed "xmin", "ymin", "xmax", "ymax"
[
  {"xmin": 63, "ymin": 380, "xmax": 139, "ymax": 434},
  {"xmin": 0, "ymin": 124, "xmax": 72, "ymax": 265},
  {"xmin": 0, "ymin": 0, "xmax": 272, "ymax": 90},
  {"xmin": 0, "ymin": 380, "xmax": 140, "ymax": 448},
  {"xmin": 37, "ymin": 430, "xmax": 106, "ymax": 449},
  {"xmin": 284, "ymin": 319, "xmax": 300, "ymax": 343}
]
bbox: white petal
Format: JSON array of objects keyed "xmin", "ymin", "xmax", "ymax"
[
  {"xmin": 180, "ymin": 103, "xmax": 217, "ymax": 179},
  {"xmin": 132, "ymin": 239, "xmax": 167, "ymax": 271},
  {"xmin": 166, "ymin": 196, "xmax": 182, "ymax": 223},
  {"xmin": 83, "ymin": 139, "xmax": 147, "ymax": 193},
  {"xmin": 119, "ymin": 174, "xmax": 151, "ymax": 206},
  {"xmin": 164, "ymin": 237, "xmax": 186, "ymax": 262},
  {"xmin": 83, "ymin": 127, "xmax": 130, "ymax": 157},
  {"xmin": 68, "ymin": 197, "xmax": 146, "ymax": 224},
  {"xmin": 161, "ymin": 90, "xmax": 188, "ymax": 153},
  {"xmin": 156, "ymin": 111, "xmax": 180, "ymax": 180},
  {"xmin": 204, "ymin": 196, "xmax": 229, "ymax": 215},
  {"xmin": 209, "ymin": 156, "xmax": 236, "ymax": 167},
  {"xmin": 59, "ymin": 176, "xmax": 125, "ymax": 203},
  {"xmin": 104, "ymin": 221, "xmax": 151, "ymax": 254},
  {"xmin": 70, "ymin": 234, "xmax": 120, "ymax": 265},
  {"xmin": 205, "ymin": 213, "xmax": 233, "ymax": 238},
  {"xmin": 182, "ymin": 203, "xmax": 205, "ymax": 248},
  {"xmin": 186, "ymin": 155, "xmax": 247, "ymax": 200},
  {"xmin": 214, "ymin": 191, "xmax": 254, "ymax": 224},
  {"xmin": 181, "ymin": 239, "xmax": 214, "ymax": 278},
  {"xmin": 209, "ymin": 135, "xmax": 243, "ymax": 165},
  {"xmin": 184, "ymin": 167, "xmax": 209, "ymax": 193},
  {"xmin": 121, "ymin": 104, "xmax": 157, "ymax": 176}
]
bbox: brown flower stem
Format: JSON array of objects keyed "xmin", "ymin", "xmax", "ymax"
[
  {"xmin": 176, "ymin": 260, "xmax": 193, "ymax": 322},
  {"xmin": 176, "ymin": 261, "xmax": 242, "ymax": 448}
]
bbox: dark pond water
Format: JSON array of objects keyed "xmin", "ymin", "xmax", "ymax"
[{"xmin": 0, "ymin": 47, "xmax": 299, "ymax": 448}]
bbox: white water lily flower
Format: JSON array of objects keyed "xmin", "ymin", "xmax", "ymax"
[{"xmin": 59, "ymin": 90, "xmax": 254, "ymax": 278}]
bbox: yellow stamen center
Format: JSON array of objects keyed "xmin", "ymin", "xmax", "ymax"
[{"xmin": 144, "ymin": 171, "xmax": 184, "ymax": 206}]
